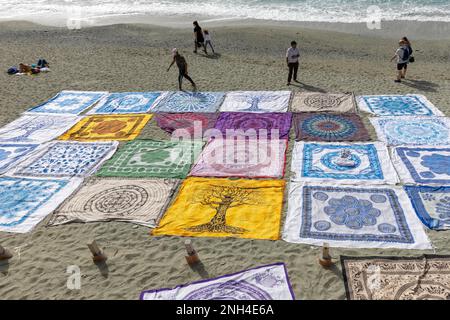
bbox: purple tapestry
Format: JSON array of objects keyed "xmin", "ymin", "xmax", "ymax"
[{"xmin": 154, "ymin": 113, "xmax": 219, "ymax": 138}]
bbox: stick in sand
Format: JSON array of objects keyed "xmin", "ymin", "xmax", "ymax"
[
  {"xmin": 87, "ymin": 240, "xmax": 107, "ymax": 263},
  {"xmin": 185, "ymin": 239, "xmax": 200, "ymax": 266},
  {"xmin": 319, "ymin": 242, "xmax": 333, "ymax": 268},
  {"xmin": 0, "ymin": 245, "xmax": 13, "ymax": 261}
]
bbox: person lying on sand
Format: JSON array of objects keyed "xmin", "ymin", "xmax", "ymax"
[{"xmin": 167, "ymin": 48, "xmax": 197, "ymax": 91}]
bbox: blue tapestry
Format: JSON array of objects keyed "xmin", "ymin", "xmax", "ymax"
[
  {"xmin": 153, "ymin": 91, "xmax": 225, "ymax": 112},
  {"xmin": 90, "ymin": 92, "xmax": 163, "ymax": 114},
  {"xmin": 0, "ymin": 143, "xmax": 39, "ymax": 174},
  {"xmin": 359, "ymin": 95, "xmax": 442, "ymax": 116}
]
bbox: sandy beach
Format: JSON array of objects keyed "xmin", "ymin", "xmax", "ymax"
[{"xmin": 0, "ymin": 20, "xmax": 450, "ymax": 300}]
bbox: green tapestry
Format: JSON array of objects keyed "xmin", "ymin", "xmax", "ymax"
[{"xmin": 96, "ymin": 139, "xmax": 204, "ymax": 178}]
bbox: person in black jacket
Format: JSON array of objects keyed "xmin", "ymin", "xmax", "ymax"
[{"xmin": 193, "ymin": 21, "xmax": 207, "ymax": 54}]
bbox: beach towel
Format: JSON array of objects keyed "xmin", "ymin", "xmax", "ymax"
[
  {"xmin": 190, "ymin": 138, "xmax": 287, "ymax": 178},
  {"xmin": 48, "ymin": 178, "xmax": 178, "ymax": 228},
  {"xmin": 357, "ymin": 94, "xmax": 443, "ymax": 116},
  {"xmin": 152, "ymin": 177, "xmax": 285, "ymax": 240},
  {"xmin": 154, "ymin": 112, "xmax": 219, "ymax": 138},
  {"xmin": 341, "ymin": 255, "xmax": 450, "ymax": 300},
  {"xmin": 290, "ymin": 142, "xmax": 398, "ymax": 185},
  {"xmin": 0, "ymin": 115, "xmax": 82, "ymax": 144},
  {"xmin": 220, "ymin": 91, "xmax": 291, "ymax": 113},
  {"xmin": 370, "ymin": 116, "xmax": 450, "ymax": 146},
  {"xmin": 152, "ymin": 91, "xmax": 225, "ymax": 113},
  {"xmin": 391, "ymin": 146, "xmax": 450, "ymax": 185},
  {"xmin": 97, "ymin": 139, "xmax": 204, "ymax": 179},
  {"xmin": 293, "ymin": 113, "xmax": 370, "ymax": 142},
  {"xmin": 59, "ymin": 114, "xmax": 152, "ymax": 141},
  {"xmin": 26, "ymin": 90, "xmax": 107, "ymax": 115},
  {"xmin": 87, "ymin": 92, "xmax": 167, "ymax": 114},
  {"xmin": 214, "ymin": 112, "xmax": 292, "ymax": 139},
  {"xmin": 140, "ymin": 263, "xmax": 295, "ymax": 300},
  {"xmin": 0, "ymin": 143, "xmax": 40, "ymax": 175},
  {"xmin": 290, "ymin": 92, "xmax": 356, "ymax": 113},
  {"xmin": 10, "ymin": 141, "xmax": 118, "ymax": 179},
  {"xmin": 282, "ymin": 183, "xmax": 431, "ymax": 249},
  {"xmin": 0, "ymin": 177, "xmax": 82, "ymax": 233}
]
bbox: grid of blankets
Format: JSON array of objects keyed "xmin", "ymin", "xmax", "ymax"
[{"xmin": 1, "ymin": 90, "xmax": 450, "ymax": 299}]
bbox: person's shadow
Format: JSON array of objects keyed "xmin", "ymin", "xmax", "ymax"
[
  {"xmin": 198, "ymin": 52, "xmax": 221, "ymax": 60},
  {"xmin": 401, "ymin": 79, "xmax": 439, "ymax": 92},
  {"xmin": 289, "ymin": 81, "xmax": 327, "ymax": 93},
  {"xmin": 0, "ymin": 260, "xmax": 10, "ymax": 275},
  {"xmin": 189, "ymin": 261, "xmax": 209, "ymax": 279}
]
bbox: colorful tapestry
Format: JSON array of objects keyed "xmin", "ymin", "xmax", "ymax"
[
  {"xmin": 392, "ymin": 146, "xmax": 450, "ymax": 185},
  {"xmin": 154, "ymin": 113, "xmax": 219, "ymax": 139},
  {"xmin": 26, "ymin": 90, "xmax": 107, "ymax": 115},
  {"xmin": 59, "ymin": 114, "xmax": 152, "ymax": 141},
  {"xmin": 140, "ymin": 263, "xmax": 295, "ymax": 300},
  {"xmin": 370, "ymin": 116, "xmax": 450, "ymax": 146},
  {"xmin": 0, "ymin": 177, "xmax": 82, "ymax": 233},
  {"xmin": 293, "ymin": 113, "xmax": 370, "ymax": 142},
  {"xmin": 404, "ymin": 185, "xmax": 450, "ymax": 230},
  {"xmin": 220, "ymin": 91, "xmax": 291, "ymax": 113},
  {"xmin": 291, "ymin": 142, "xmax": 398, "ymax": 184},
  {"xmin": 152, "ymin": 177, "xmax": 285, "ymax": 240},
  {"xmin": 341, "ymin": 255, "xmax": 450, "ymax": 300},
  {"xmin": 11, "ymin": 141, "xmax": 118, "ymax": 178},
  {"xmin": 0, "ymin": 143, "xmax": 39, "ymax": 174},
  {"xmin": 214, "ymin": 112, "xmax": 292, "ymax": 139},
  {"xmin": 190, "ymin": 138, "xmax": 287, "ymax": 178},
  {"xmin": 283, "ymin": 183, "xmax": 431, "ymax": 249},
  {"xmin": 48, "ymin": 178, "xmax": 178, "ymax": 228},
  {"xmin": 357, "ymin": 94, "xmax": 443, "ymax": 116},
  {"xmin": 290, "ymin": 92, "xmax": 356, "ymax": 113},
  {"xmin": 88, "ymin": 92, "xmax": 167, "ymax": 114},
  {"xmin": 97, "ymin": 139, "xmax": 203, "ymax": 178},
  {"xmin": 0, "ymin": 115, "xmax": 82, "ymax": 144},
  {"xmin": 153, "ymin": 91, "xmax": 225, "ymax": 112}
]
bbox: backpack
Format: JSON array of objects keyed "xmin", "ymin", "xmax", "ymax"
[{"xmin": 401, "ymin": 47, "xmax": 411, "ymax": 61}]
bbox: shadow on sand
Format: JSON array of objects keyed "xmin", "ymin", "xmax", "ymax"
[
  {"xmin": 189, "ymin": 261, "xmax": 210, "ymax": 279},
  {"xmin": 401, "ymin": 79, "xmax": 439, "ymax": 92},
  {"xmin": 289, "ymin": 81, "xmax": 328, "ymax": 93}
]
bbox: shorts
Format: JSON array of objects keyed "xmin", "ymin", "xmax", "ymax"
[{"xmin": 397, "ymin": 63, "xmax": 408, "ymax": 71}]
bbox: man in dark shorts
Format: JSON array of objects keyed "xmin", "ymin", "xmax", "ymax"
[
  {"xmin": 286, "ymin": 41, "xmax": 300, "ymax": 85},
  {"xmin": 390, "ymin": 40, "xmax": 410, "ymax": 83},
  {"xmin": 193, "ymin": 21, "xmax": 207, "ymax": 54},
  {"xmin": 167, "ymin": 48, "xmax": 196, "ymax": 91}
]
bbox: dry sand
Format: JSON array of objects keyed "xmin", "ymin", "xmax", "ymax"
[{"xmin": 0, "ymin": 21, "xmax": 450, "ymax": 300}]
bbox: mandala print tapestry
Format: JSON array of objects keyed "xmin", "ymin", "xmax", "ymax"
[
  {"xmin": 11, "ymin": 141, "xmax": 118, "ymax": 178},
  {"xmin": 293, "ymin": 113, "xmax": 370, "ymax": 142},
  {"xmin": 0, "ymin": 115, "xmax": 82, "ymax": 143},
  {"xmin": 370, "ymin": 116, "xmax": 450, "ymax": 146},
  {"xmin": 59, "ymin": 114, "xmax": 152, "ymax": 141},
  {"xmin": 152, "ymin": 91, "xmax": 225, "ymax": 112},
  {"xmin": 282, "ymin": 183, "xmax": 431, "ymax": 249},
  {"xmin": 290, "ymin": 142, "xmax": 398, "ymax": 185},
  {"xmin": 219, "ymin": 91, "xmax": 291, "ymax": 113},
  {"xmin": 404, "ymin": 185, "xmax": 450, "ymax": 230},
  {"xmin": 48, "ymin": 178, "xmax": 179, "ymax": 228},
  {"xmin": 290, "ymin": 92, "xmax": 356, "ymax": 113},
  {"xmin": 190, "ymin": 138, "xmax": 287, "ymax": 178},
  {"xmin": 391, "ymin": 146, "xmax": 450, "ymax": 185},
  {"xmin": 154, "ymin": 113, "xmax": 219, "ymax": 138},
  {"xmin": 97, "ymin": 139, "xmax": 204, "ymax": 178},
  {"xmin": 26, "ymin": 90, "xmax": 107, "ymax": 115},
  {"xmin": 0, "ymin": 143, "xmax": 39, "ymax": 174},
  {"xmin": 357, "ymin": 95, "xmax": 443, "ymax": 116},
  {"xmin": 152, "ymin": 177, "xmax": 285, "ymax": 240},
  {"xmin": 140, "ymin": 263, "xmax": 295, "ymax": 300},
  {"xmin": 341, "ymin": 255, "xmax": 450, "ymax": 300},
  {"xmin": 88, "ymin": 92, "xmax": 167, "ymax": 114},
  {"xmin": 0, "ymin": 177, "xmax": 82, "ymax": 233},
  {"xmin": 214, "ymin": 112, "xmax": 293, "ymax": 139}
]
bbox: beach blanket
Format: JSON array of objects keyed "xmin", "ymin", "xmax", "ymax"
[
  {"xmin": 282, "ymin": 183, "xmax": 431, "ymax": 249},
  {"xmin": 48, "ymin": 178, "xmax": 178, "ymax": 228},
  {"xmin": 391, "ymin": 146, "xmax": 450, "ymax": 185},
  {"xmin": 97, "ymin": 139, "xmax": 204, "ymax": 179},
  {"xmin": 0, "ymin": 177, "xmax": 82, "ymax": 233},
  {"xmin": 291, "ymin": 142, "xmax": 398, "ymax": 185},
  {"xmin": 0, "ymin": 115, "xmax": 82, "ymax": 144},
  {"xmin": 140, "ymin": 263, "xmax": 295, "ymax": 300},
  {"xmin": 220, "ymin": 91, "xmax": 291, "ymax": 113},
  {"xmin": 341, "ymin": 255, "xmax": 450, "ymax": 300},
  {"xmin": 26, "ymin": 90, "xmax": 107, "ymax": 115},
  {"xmin": 290, "ymin": 92, "xmax": 356, "ymax": 113},
  {"xmin": 0, "ymin": 143, "xmax": 39, "ymax": 174},
  {"xmin": 59, "ymin": 114, "xmax": 152, "ymax": 141},
  {"xmin": 190, "ymin": 138, "xmax": 287, "ymax": 178},
  {"xmin": 293, "ymin": 113, "xmax": 370, "ymax": 142},
  {"xmin": 154, "ymin": 113, "xmax": 219, "ymax": 139},
  {"xmin": 11, "ymin": 141, "xmax": 118, "ymax": 178},
  {"xmin": 404, "ymin": 185, "xmax": 450, "ymax": 230},
  {"xmin": 87, "ymin": 92, "xmax": 167, "ymax": 114},
  {"xmin": 152, "ymin": 177, "xmax": 285, "ymax": 240},
  {"xmin": 153, "ymin": 91, "xmax": 225, "ymax": 112},
  {"xmin": 214, "ymin": 112, "xmax": 292, "ymax": 139},
  {"xmin": 357, "ymin": 94, "xmax": 443, "ymax": 116},
  {"xmin": 370, "ymin": 116, "xmax": 450, "ymax": 146}
]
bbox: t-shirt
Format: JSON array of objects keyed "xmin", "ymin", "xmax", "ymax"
[
  {"xmin": 204, "ymin": 33, "xmax": 211, "ymax": 41},
  {"xmin": 396, "ymin": 46, "xmax": 410, "ymax": 63},
  {"xmin": 286, "ymin": 47, "xmax": 300, "ymax": 63},
  {"xmin": 194, "ymin": 26, "xmax": 204, "ymax": 42}
]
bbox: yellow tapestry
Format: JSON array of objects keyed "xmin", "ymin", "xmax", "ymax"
[
  {"xmin": 59, "ymin": 114, "xmax": 152, "ymax": 141},
  {"xmin": 152, "ymin": 177, "xmax": 285, "ymax": 240}
]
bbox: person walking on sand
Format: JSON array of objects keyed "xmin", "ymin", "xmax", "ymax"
[
  {"xmin": 204, "ymin": 29, "xmax": 215, "ymax": 54},
  {"xmin": 193, "ymin": 21, "xmax": 207, "ymax": 54},
  {"xmin": 286, "ymin": 41, "xmax": 300, "ymax": 86},
  {"xmin": 391, "ymin": 39, "xmax": 411, "ymax": 83},
  {"xmin": 167, "ymin": 48, "xmax": 196, "ymax": 91},
  {"xmin": 401, "ymin": 36, "xmax": 414, "ymax": 78}
]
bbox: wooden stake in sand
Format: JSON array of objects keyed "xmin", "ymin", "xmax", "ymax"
[
  {"xmin": 0, "ymin": 245, "xmax": 13, "ymax": 261},
  {"xmin": 319, "ymin": 243, "xmax": 333, "ymax": 268},
  {"xmin": 185, "ymin": 239, "xmax": 200, "ymax": 266},
  {"xmin": 87, "ymin": 240, "xmax": 107, "ymax": 263}
]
